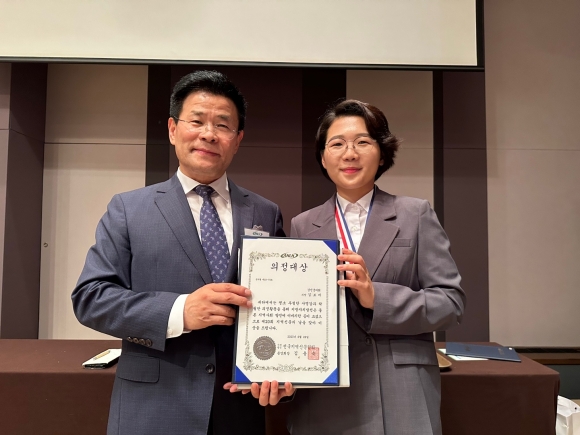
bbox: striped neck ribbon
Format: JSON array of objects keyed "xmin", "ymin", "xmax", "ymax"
[{"xmin": 334, "ymin": 186, "xmax": 376, "ymax": 253}]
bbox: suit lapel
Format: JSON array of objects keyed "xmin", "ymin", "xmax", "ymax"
[
  {"xmin": 226, "ymin": 180, "xmax": 254, "ymax": 283},
  {"xmin": 154, "ymin": 175, "xmax": 213, "ymax": 285},
  {"xmin": 357, "ymin": 189, "xmax": 399, "ymax": 279},
  {"xmin": 303, "ymin": 195, "xmax": 338, "ymax": 240},
  {"xmin": 309, "ymin": 190, "xmax": 400, "ymax": 332}
]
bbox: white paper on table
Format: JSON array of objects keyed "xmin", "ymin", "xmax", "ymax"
[{"xmin": 438, "ymin": 348, "xmax": 488, "ymax": 361}]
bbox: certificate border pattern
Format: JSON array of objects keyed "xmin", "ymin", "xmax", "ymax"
[{"xmin": 243, "ymin": 251, "xmax": 331, "ymax": 374}]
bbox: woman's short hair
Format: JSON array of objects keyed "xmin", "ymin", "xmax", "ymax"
[{"xmin": 315, "ymin": 99, "xmax": 400, "ymax": 181}]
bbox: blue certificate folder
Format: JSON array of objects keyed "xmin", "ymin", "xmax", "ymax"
[{"xmin": 446, "ymin": 342, "xmax": 521, "ymax": 362}]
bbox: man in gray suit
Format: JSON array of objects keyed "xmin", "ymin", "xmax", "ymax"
[{"xmin": 72, "ymin": 71, "xmax": 284, "ymax": 435}]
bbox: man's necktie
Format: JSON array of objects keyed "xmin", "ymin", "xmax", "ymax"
[{"xmin": 194, "ymin": 185, "xmax": 231, "ymax": 283}]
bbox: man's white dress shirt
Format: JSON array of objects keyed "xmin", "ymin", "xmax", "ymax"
[{"xmin": 166, "ymin": 168, "xmax": 234, "ymax": 338}]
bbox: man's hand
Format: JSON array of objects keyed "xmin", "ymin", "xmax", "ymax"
[
  {"xmin": 184, "ymin": 283, "xmax": 252, "ymax": 330},
  {"xmin": 223, "ymin": 381, "xmax": 295, "ymax": 406},
  {"xmin": 337, "ymin": 248, "xmax": 375, "ymax": 309}
]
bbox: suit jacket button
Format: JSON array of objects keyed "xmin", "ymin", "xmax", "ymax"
[
  {"xmin": 205, "ymin": 364, "xmax": 215, "ymax": 374},
  {"xmin": 365, "ymin": 336, "xmax": 372, "ymax": 346},
  {"xmin": 139, "ymin": 339, "xmax": 146, "ymax": 345},
  {"xmin": 127, "ymin": 336, "xmax": 132, "ymax": 341},
  {"xmin": 145, "ymin": 339, "xmax": 152, "ymax": 347},
  {"xmin": 132, "ymin": 338, "xmax": 140, "ymax": 344}
]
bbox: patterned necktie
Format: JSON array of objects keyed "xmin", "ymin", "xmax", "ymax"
[{"xmin": 194, "ymin": 185, "xmax": 231, "ymax": 283}]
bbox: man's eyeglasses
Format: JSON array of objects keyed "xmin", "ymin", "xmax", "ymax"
[
  {"xmin": 173, "ymin": 117, "xmax": 239, "ymax": 140},
  {"xmin": 325, "ymin": 137, "xmax": 377, "ymax": 156}
]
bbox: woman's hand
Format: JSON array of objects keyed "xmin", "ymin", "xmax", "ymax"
[
  {"xmin": 337, "ymin": 248, "xmax": 375, "ymax": 309},
  {"xmin": 223, "ymin": 381, "xmax": 295, "ymax": 406}
]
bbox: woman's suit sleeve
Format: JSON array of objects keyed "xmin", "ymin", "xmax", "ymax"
[{"xmin": 367, "ymin": 199, "xmax": 465, "ymax": 336}]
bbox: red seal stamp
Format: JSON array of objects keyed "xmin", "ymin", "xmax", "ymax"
[{"xmin": 308, "ymin": 347, "xmax": 319, "ymax": 360}]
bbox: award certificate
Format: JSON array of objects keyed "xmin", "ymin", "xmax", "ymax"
[{"xmin": 233, "ymin": 236, "xmax": 340, "ymax": 386}]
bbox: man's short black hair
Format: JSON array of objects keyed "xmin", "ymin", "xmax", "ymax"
[
  {"xmin": 315, "ymin": 99, "xmax": 400, "ymax": 181},
  {"xmin": 169, "ymin": 70, "xmax": 247, "ymax": 131}
]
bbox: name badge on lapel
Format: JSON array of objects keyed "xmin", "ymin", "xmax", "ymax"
[{"xmin": 244, "ymin": 225, "xmax": 269, "ymax": 237}]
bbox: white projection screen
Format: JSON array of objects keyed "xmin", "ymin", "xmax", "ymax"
[{"xmin": 0, "ymin": 0, "xmax": 479, "ymax": 67}]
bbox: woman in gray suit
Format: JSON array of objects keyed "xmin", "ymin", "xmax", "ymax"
[{"xmin": 229, "ymin": 99, "xmax": 466, "ymax": 435}]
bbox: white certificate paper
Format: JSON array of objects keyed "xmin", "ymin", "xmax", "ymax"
[{"xmin": 233, "ymin": 237, "xmax": 340, "ymax": 386}]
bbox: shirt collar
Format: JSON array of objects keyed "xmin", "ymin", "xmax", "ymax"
[
  {"xmin": 336, "ymin": 186, "xmax": 375, "ymax": 213},
  {"xmin": 176, "ymin": 167, "xmax": 230, "ymax": 203}
]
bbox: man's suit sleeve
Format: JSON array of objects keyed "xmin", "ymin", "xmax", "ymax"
[
  {"xmin": 72, "ymin": 194, "xmax": 179, "ymax": 352},
  {"xmin": 367, "ymin": 200, "xmax": 466, "ymax": 336}
]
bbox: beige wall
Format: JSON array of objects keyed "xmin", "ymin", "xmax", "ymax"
[
  {"xmin": 486, "ymin": 1, "xmax": 580, "ymax": 346},
  {"xmin": 39, "ymin": 64, "xmax": 147, "ymax": 339},
  {"xmin": 346, "ymin": 70, "xmax": 434, "ymax": 205}
]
